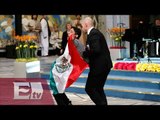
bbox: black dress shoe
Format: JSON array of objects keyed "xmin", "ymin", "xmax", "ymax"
[{"xmin": 53, "ymin": 94, "xmax": 66, "ymax": 105}]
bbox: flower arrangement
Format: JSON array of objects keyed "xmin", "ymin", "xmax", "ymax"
[
  {"xmin": 113, "ymin": 62, "xmax": 160, "ymax": 73},
  {"xmin": 14, "ymin": 35, "xmax": 38, "ymax": 62},
  {"xmin": 107, "ymin": 26, "xmax": 126, "ymax": 47},
  {"xmin": 113, "ymin": 62, "xmax": 137, "ymax": 71},
  {"xmin": 136, "ymin": 63, "xmax": 160, "ymax": 73},
  {"xmin": 108, "ymin": 27, "xmax": 125, "ymax": 41}
]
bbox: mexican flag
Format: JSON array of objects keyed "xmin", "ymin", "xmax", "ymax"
[{"xmin": 50, "ymin": 35, "xmax": 88, "ymax": 95}]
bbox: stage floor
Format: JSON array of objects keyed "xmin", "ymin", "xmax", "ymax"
[{"xmin": 116, "ymin": 57, "xmax": 160, "ymax": 64}]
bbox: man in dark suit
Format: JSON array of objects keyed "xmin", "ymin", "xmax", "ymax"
[{"xmin": 81, "ymin": 17, "xmax": 113, "ymax": 105}]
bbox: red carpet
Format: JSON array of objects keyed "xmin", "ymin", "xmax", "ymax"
[{"xmin": 0, "ymin": 78, "xmax": 56, "ymax": 105}]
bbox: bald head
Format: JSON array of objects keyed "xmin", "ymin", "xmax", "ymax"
[
  {"xmin": 83, "ymin": 17, "xmax": 94, "ymax": 26},
  {"xmin": 81, "ymin": 16, "xmax": 94, "ymax": 33}
]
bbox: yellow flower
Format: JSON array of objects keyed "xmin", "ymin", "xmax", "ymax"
[
  {"xmin": 136, "ymin": 63, "xmax": 160, "ymax": 73},
  {"xmin": 14, "ymin": 35, "xmax": 38, "ymax": 61},
  {"xmin": 16, "ymin": 47, "xmax": 19, "ymax": 50},
  {"xmin": 30, "ymin": 45, "xmax": 34, "ymax": 49},
  {"xmin": 34, "ymin": 45, "xmax": 38, "ymax": 48},
  {"xmin": 23, "ymin": 44, "xmax": 28, "ymax": 48}
]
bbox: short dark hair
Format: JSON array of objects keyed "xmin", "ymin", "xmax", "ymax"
[{"xmin": 72, "ymin": 26, "xmax": 81, "ymax": 39}]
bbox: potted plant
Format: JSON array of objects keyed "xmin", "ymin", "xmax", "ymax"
[{"xmin": 14, "ymin": 35, "xmax": 40, "ymax": 78}]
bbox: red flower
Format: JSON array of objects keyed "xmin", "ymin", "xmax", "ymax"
[
  {"xmin": 123, "ymin": 63, "xmax": 129, "ymax": 70},
  {"xmin": 127, "ymin": 63, "xmax": 137, "ymax": 71},
  {"xmin": 114, "ymin": 62, "xmax": 137, "ymax": 71}
]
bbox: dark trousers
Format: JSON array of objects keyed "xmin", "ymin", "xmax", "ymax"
[
  {"xmin": 85, "ymin": 69, "xmax": 111, "ymax": 105},
  {"xmin": 53, "ymin": 93, "xmax": 71, "ymax": 105}
]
